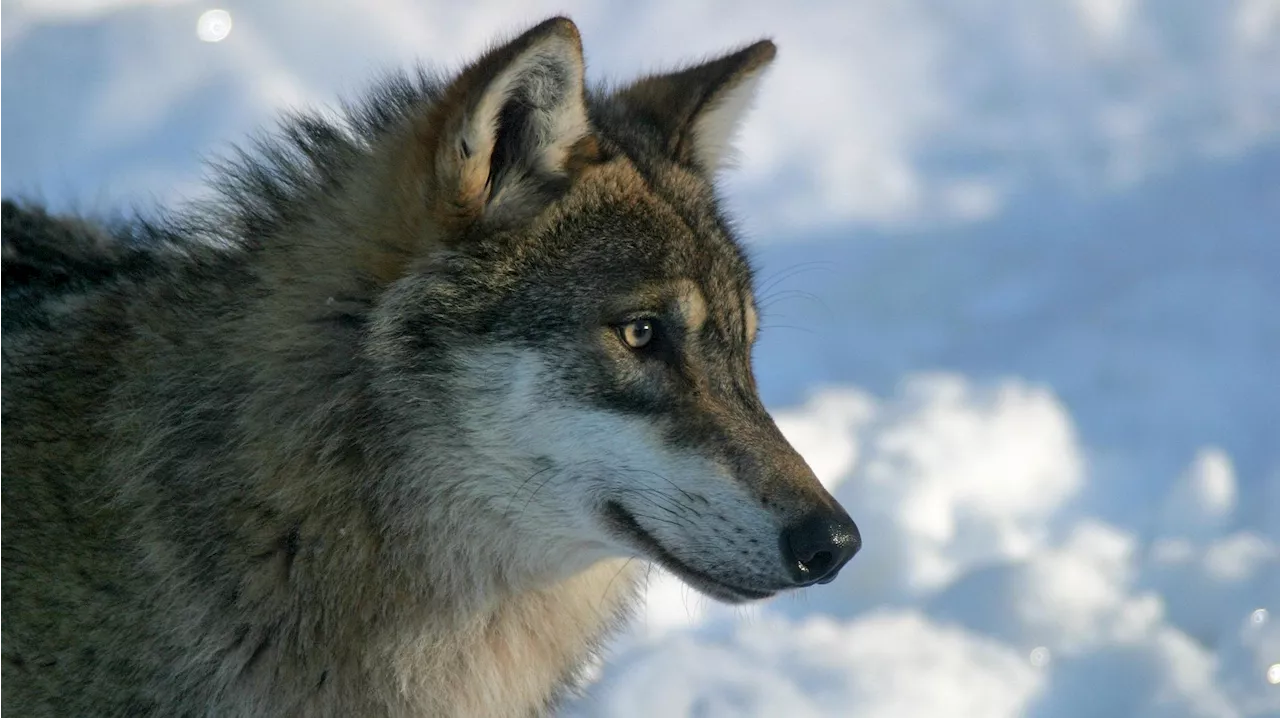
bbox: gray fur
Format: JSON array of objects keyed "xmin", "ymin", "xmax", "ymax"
[{"xmin": 2, "ymin": 17, "xmax": 855, "ymax": 717}]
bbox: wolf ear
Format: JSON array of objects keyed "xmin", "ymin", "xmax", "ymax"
[
  {"xmin": 423, "ymin": 17, "xmax": 595, "ymax": 231},
  {"xmin": 617, "ymin": 40, "xmax": 776, "ymax": 175}
]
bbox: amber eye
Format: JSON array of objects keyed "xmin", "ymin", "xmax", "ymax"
[{"xmin": 619, "ymin": 318, "xmax": 655, "ymax": 349}]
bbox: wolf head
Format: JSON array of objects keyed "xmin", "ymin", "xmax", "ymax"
[{"xmin": 270, "ymin": 18, "xmax": 858, "ymax": 604}]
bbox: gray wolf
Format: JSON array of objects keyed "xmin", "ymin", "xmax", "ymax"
[{"xmin": 2, "ymin": 16, "xmax": 859, "ymax": 717}]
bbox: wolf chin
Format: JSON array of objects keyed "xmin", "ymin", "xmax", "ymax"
[{"xmin": 2, "ymin": 17, "xmax": 860, "ymax": 717}]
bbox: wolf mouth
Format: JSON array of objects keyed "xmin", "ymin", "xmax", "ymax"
[{"xmin": 602, "ymin": 501, "xmax": 777, "ymax": 603}]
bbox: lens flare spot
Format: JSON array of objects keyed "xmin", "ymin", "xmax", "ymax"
[
  {"xmin": 197, "ymin": 9, "xmax": 232, "ymax": 43},
  {"xmin": 1267, "ymin": 663, "xmax": 1280, "ymax": 686},
  {"xmin": 1029, "ymin": 646, "xmax": 1051, "ymax": 668}
]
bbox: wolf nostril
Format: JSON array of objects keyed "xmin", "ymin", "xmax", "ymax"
[
  {"xmin": 801, "ymin": 550, "xmax": 835, "ymax": 576},
  {"xmin": 780, "ymin": 511, "xmax": 861, "ymax": 586}
]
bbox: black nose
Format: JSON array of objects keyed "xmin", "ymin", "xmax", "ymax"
[{"xmin": 780, "ymin": 511, "xmax": 861, "ymax": 585}]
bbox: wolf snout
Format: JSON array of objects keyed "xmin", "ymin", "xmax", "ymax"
[{"xmin": 779, "ymin": 510, "xmax": 861, "ymax": 586}]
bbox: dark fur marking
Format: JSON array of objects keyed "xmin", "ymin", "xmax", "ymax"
[{"xmin": 281, "ymin": 526, "xmax": 301, "ymax": 579}]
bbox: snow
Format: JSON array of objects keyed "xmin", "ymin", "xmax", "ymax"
[
  {"xmin": 579, "ymin": 612, "xmax": 1046, "ymax": 718},
  {"xmin": 3, "ymin": 1, "xmax": 1278, "ymax": 715}
]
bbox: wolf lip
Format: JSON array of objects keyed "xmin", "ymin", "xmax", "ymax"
[{"xmin": 601, "ymin": 501, "xmax": 776, "ymax": 602}]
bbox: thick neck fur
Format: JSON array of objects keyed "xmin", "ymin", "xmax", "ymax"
[
  {"xmin": 97, "ymin": 197, "xmax": 643, "ymax": 717},
  {"xmin": 106, "ymin": 309, "xmax": 644, "ymax": 715},
  {"xmin": 64, "ymin": 65, "xmax": 656, "ymax": 713}
]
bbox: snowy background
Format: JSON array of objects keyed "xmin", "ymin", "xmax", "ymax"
[{"xmin": 4, "ymin": 1, "xmax": 1279, "ymax": 715}]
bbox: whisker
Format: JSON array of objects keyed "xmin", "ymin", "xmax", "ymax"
[
  {"xmin": 613, "ymin": 488, "xmax": 688, "ymax": 520},
  {"xmin": 754, "ymin": 260, "xmax": 837, "ymax": 298},
  {"xmin": 757, "ymin": 289, "xmax": 828, "ymax": 313},
  {"xmin": 757, "ymin": 322, "xmax": 818, "ymax": 336},
  {"xmin": 504, "ymin": 464, "xmax": 557, "ymax": 517},
  {"xmin": 597, "ymin": 557, "xmax": 638, "ymax": 616},
  {"xmin": 614, "ymin": 467, "xmax": 704, "ymax": 506},
  {"xmin": 514, "ymin": 468, "xmax": 562, "ymax": 524}
]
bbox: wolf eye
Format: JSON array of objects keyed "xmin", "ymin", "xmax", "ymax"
[{"xmin": 619, "ymin": 318, "xmax": 655, "ymax": 349}]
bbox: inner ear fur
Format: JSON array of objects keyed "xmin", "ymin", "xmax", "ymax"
[
  {"xmin": 617, "ymin": 40, "xmax": 776, "ymax": 174},
  {"xmin": 359, "ymin": 18, "xmax": 601, "ymax": 274}
]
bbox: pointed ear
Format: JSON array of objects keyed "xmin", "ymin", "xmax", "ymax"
[
  {"xmin": 423, "ymin": 17, "xmax": 596, "ymax": 231},
  {"xmin": 617, "ymin": 40, "xmax": 776, "ymax": 175}
]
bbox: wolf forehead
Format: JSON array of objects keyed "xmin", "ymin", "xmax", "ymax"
[
  {"xmin": 486, "ymin": 158, "xmax": 760, "ymax": 326},
  {"xmin": 381, "ymin": 98, "xmax": 763, "ymax": 341}
]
